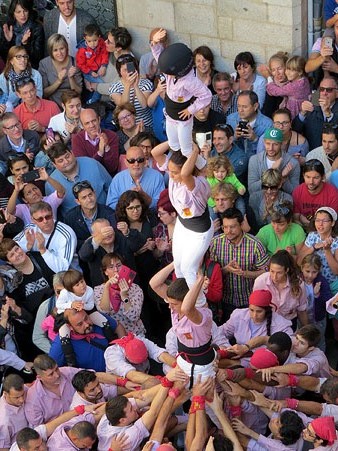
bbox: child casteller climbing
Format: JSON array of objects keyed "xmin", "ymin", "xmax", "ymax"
[{"xmin": 151, "ymin": 28, "xmax": 212, "ymax": 169}]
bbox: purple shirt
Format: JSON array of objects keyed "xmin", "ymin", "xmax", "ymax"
[
  {"xmin": 0, "ymin": 390, "xmax": 28, "ymax": 448},
  {"xmin": 47, "ymin": 413, "xmax": 95, "ymax": 451},
  {"xmin": 97, "ymin": 399, "xmax": 149, "ymax": 451},
  {"xmin": 171, "ymin": 307, "xmax": 212, "ymax": 347},
  {"xmin": 288, "ymin": 347, "xmax": 331, "ymax": 378},
  {"xmin": 24, "ymin": 367, "xmax": 80, "ymax": 427}
]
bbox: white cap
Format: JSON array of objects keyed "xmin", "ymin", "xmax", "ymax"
[{"xmin": 315, "ymin": 207, "xmax": 337, "ymax": 222}]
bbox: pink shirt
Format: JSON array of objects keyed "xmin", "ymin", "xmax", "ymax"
[
  {"xmin": 9, "ymin": 425, "xmax": 47, "ymax": 451},
  {"xmin": 24, "ymin": 366, "xmax": 79, "ymax": 427},
  {"xmin": 253, "ymin": 272, "xmax": 307, "ymax": 320},
  {"xmin": 220, "ymin": 308, "xmax": 293, "ymax": 345},
  {"xmin": 41, "ymin": 314, "xmax": 58, "ymax": 341},
  {"xmin": 47, "ymin": 413, "xmax": 95, "ymax": 450},
  {"xmin": 288, "ymin": 347, "xmax": 331, "ymax": 378},
  {"xmin": 0, "ymin": 390, "xmax": 28, "ymax": 448},
  {"xmin": 169, "ymin": 176, "xmax": 210, "ymax": 219},
  {"xmin": 69, "ymin": 383, "xmax": 118, "ymax": 409},
  {"xmin": 171, "ymin": 307, "xmax": 212, "ymax": 347},
  {"xmin": 15, "ymin": 191, "xmax": 63, "ymax": 225},
  {"xmin": 97, "ymin": 399, "xmax": 149, "ymax": 451}
]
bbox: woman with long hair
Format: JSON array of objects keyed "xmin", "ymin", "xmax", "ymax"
[{"xmin": 254, "ymin": 249, "xmax": 308, "ymax": 330}]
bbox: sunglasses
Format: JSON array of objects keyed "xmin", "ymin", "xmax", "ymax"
[
  {"xmin": 319, "ymin": 86, "xmax": 337, "ymax": 93},
  {"xmin": 262, "ymin": 185, "xmax": 279, "ymax": 191},
  {"xmin": 33, "ymin": 214, "xmax": 53, "ymax": 223},
  {"xmin": 126, "ymin": 157, "xmax": 145, "ymax": 164},
  {"xmin": 73, "ymin": 180, "xmax": 93, "ymax": 194}
]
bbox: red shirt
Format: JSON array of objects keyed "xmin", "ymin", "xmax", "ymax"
[
  {"xmin": 14, "ymin": 98, "xmax": 60, "ymax": 130},
  {"xmin": 292, "ymin": 182, "xmax": 338, "ymax": 218}
]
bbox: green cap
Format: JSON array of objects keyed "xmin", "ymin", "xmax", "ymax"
[{"xmin": 263, "ymin": 127, "xmax": 283, "ymax": 142}]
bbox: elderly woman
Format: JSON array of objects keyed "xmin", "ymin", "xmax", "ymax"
[
  {"xmin": 249, "ymin": 168, "xmax": 293, "ymax": 229},
  {"xmin": 0, "ymin": 238, "xmax": 54, "ymax": 360},
  {"xmin": 94, "ymin": 252, "xmax": 146, "ymax": 336},
  {"xmin": 38, "ymin": 34, "xmax": 82, "ymax": 108},
  {"xmin": 231, "ymin": 51, "xmax": 267, "ymax": 108},
  {"xmin": 256, "ymin": 201, "xmax": 306, "ymax": 257},
  {"xmin": 109, "ymin": 54, "xmax": 153, "ymax": 128},
  {"xmin": 0, "ymin": 45, "xmax": 42, "ymax": 107},
  {"xmin": 0, "ymin": 0, "xmax": 44, "ymax": 69},
  {"xmin": 257, "ymin": 108, "xmax": 309, "ymax": 163},
  {"xmin": 193, "ymin": 45, "xmax": 217, "ymax": 94},
  {"xmin": 260, "ymin": 52, "xmax": 288, "ymax": 118}
]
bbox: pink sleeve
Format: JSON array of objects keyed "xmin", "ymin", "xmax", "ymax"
[
  {"xmin": 187, "ymin": 75, "xmax": 213, "ymax": 114},
  {"xmin": 297, "ymin": 284, "xmax": 308, "ymax": 312},
  {"xmin": 267, "ymin": 80, "xmax": 300, "ymax": 97}
]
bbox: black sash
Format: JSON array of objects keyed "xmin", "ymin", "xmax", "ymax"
[
  {"xmin": 178, "ymin": 207, "xmax": 211, "ymax": 232},
  {"xmin": 177, "ymin": 338, "xmax": 215, "ymax": 365},
  {"xmin": 164, "ymin": 93, "xmax": 195, "ymax": 121}
]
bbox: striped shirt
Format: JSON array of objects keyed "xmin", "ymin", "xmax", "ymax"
[
  {"xmin": 209, "ymin": 232, "xmax": 270, "ymax": 307},
  {"xmin": 210, "ymin": 93, "xmax": 238, "ymax": 119},
  {"xmin": 109, "ymin": 78, "xmax": 153, "ymax": 128}
]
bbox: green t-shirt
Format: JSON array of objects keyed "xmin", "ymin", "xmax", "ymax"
[{"xmin": 256, "ymin": 222, "xmax": 306, "ymax": 256}]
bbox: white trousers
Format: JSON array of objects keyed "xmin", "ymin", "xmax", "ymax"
[{"xmin": 172, "ymin": 219, "xmax": 214, "ymax": 307}]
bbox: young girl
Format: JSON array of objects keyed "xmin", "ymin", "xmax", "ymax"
[
  {"xmin": 300, "ymin": 254, "xmax": 332, "ymax": 351},
  {"xmin": 206, "ymin": 155, "xmax": 246, "ymax": 208},
  {"xmin": 6, "ymin": 166, "xmax": 65, "ymax": 225},
  {"xmin": 266, "ymin": 55, "xmax": 311, "ymax": 119},
  {"xmin": 151, "ymin": 28, "xmax": 212, "ymax": 170},
  {"xmin": 56, "ymin": 269, "xmax": 115, "ymax": 366},
  {"xmin": 150, "ymin": 262, "xmax": 215, "ymax": 389},
  {"xmin": 152, "ymin": 141, "xmax": 213, "ymax": 307}
]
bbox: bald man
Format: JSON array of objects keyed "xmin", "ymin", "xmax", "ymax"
[{"xmin": 72, "ymin": 108, "xmax": 119, "ymax": 175}]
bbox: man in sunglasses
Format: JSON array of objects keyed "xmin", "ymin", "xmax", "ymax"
[
  {"xmin": 293, "ymin": 77, "xmax": 338, "ymax": 150},
  {"xmin": 14, "ymin": 200, "xmax": 78, "ymax": 273},
  {"xmin": 106, "ymin": 145, "xmax": 165, "ymax": 211}
]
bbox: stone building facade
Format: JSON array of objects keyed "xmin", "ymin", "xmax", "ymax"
[{"xmin": 115, "ymin": 0, "xmax": 307, "ymax": 71}]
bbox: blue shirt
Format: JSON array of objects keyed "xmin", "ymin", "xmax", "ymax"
[
  {"xmin": 49, "ymin": 319, "xmax": 117, "ymax": 372},
  {"xmin": 324, "ymin": 0, "xmax": 338, "ymax": 21},
  {"xmin": 106, "ymin": 167, "xmax": 165, "ymax": 210},
  {"xmin": 226, "ymin": 111, "xmax": 273, "ymax": 157},
  {"xmin": 45, "ymin": 156, "xmax": 112, "ymax": 220}
]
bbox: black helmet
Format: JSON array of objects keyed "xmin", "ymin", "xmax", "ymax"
[{"xmin": 158, "ymin": 43, "xmax": 193, "ymax": 78}]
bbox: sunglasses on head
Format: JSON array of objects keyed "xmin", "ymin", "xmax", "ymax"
[
  {"xmin": 273, "ymin": 205, "xmax": 290, "ymax": 216},
  {"xmin": 72, "ymin": 180, "xmax": 93, "ymax": 194},
  {"xmin": 126, "ymin": 157, "xmax": 145, "ymax": 164},
  {"xmin": 116, "ymin": 54, "xmax": 134, "ymax": 64},
  {"xmin": 15, "ymin": 77, "xmax": 32, "ymax": 89}
]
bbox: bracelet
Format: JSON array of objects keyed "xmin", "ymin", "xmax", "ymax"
[
  {"xmin": 189, "ymin": 395, "xmax": 206, "ymax": 413},
  {"xmin": 229, "ymin": 405, "xmax": 242, "ymax": 417},
  {"xmin": 74, "ymin": 405, "xmax": 85, "ymax": 415},
  {"xmin": 161, "ymin": 377, "xmax": 174, "ymax": 388},
  {"xmin": 286, "ymin": 398, "xmax": 299, "ymax": 410},
  {"xmin": 168, "ymin": 388, "xmax": 181, "ymax": 399},
  {"xmin": 171, "ymin": 361, "xmax": 177, "ymax": 368},
  {"xmin": 116, "ymin": 377, "xmax": 128, "ymax": 387},
  {"xmin": 244, "ymin": 343, "xmax": 251, "ymax": 351},
  {"xmin": 244, "ymin": 368, "xmax": 255, "ymax": 379},
  {"xmin": 288, "ymin": 374, "xmax": 299, "ymax": 387},
  {"xmin": 225, "ymin": 369, "xmax": 235, "ymax": 381},
  {"xmin": 218, "ymin": 349, "xmax": 229, "ymax": 359}
]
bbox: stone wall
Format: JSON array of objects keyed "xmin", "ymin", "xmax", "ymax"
[{"xmin": 116, "ymin": 0, "xmax": 306, "ymax": 72}]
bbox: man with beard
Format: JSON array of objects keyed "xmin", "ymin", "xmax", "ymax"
[{"xmin": 293, "ymin": 159, "xmax": 338, "ymax": 229}]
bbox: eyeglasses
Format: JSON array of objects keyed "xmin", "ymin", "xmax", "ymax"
[
  {"xmin": 314, "ymin": 218, "xmax": 332, "ymax": 224},
  {"xmin": 319, "ymin": 86, "xmax": 337, "ymax": 93},
  {"xmin": 139, "ymin": 144, "xmax": 152, "ymax": 151},
  {"xmin": 14, "ymin": 54, "xmax": 29, "ymax": 60},
  {"xmin": 126, "ymin": 204, "xmax": 142, "ymax": 211},
  {"xmin": 3, "ymin": 122, "xmax": 21, "ymax": 131},
  {"xmin": 106, "ymin": 263, "xmax": 122, "ymax": 270},
  {"xmin": 32, "ymin": 214, "xmax": 53, "ymax": 223},
  {"xmin": 262, "ymin": 185, "xmax": 279, "ymax": 191},
  {"xmin": 126, "ymin": 157, "xmax": 145, "ymax": 164},
  {"xmin": 273, "ymin": 121, "xmax": 290, "ymax": 127},
  {"xmin": 72, "ymin": 180, "xmax": 93, "ymax": 194},
  {"xmin": 118, "ymin": 113, "xmax": 133, "ymax": 122},
  {"xmin": 158, "ymin": 211, "xmax": 169, "ymax": 217}
]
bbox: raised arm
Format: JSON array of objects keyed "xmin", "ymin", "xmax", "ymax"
[
  {"xmin": 181, "ymin": 273, "xmax": 204, "ymax": 324},
  {"xmin": 149, "ymin": 262, "xmax": 174, "ymax": 299},
  {"xmin": 180, "ymin": 144, "xmax": 199, "ymax": 191},
  {"xmin": 151, "ymin": 140, "xmax": 170, "ymax": 168}
]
